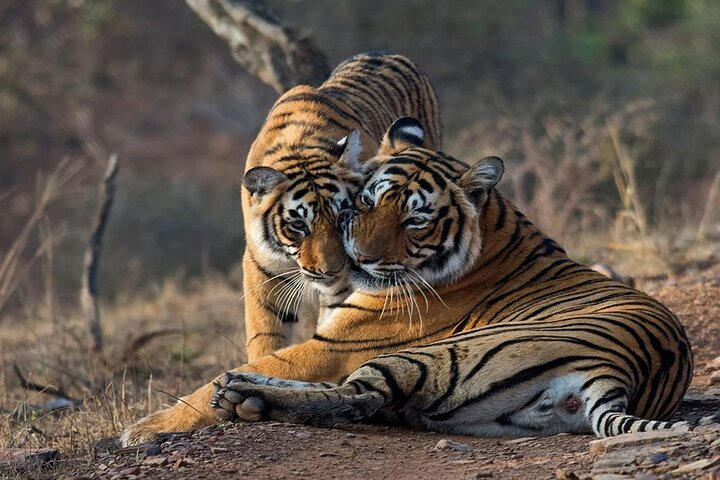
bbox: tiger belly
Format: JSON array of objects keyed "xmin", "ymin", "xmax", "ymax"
[{"xmin": 420, "ymin": 373, "xmax": 592, "ymax": 436}]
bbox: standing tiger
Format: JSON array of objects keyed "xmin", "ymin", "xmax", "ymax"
[
  {"xmin": 209, "ymin": 117, "xmax": 695, "ymax": 438},
  {"xmin": 240, "ymin": 52, "xmax": 442, "ymax": 362}
]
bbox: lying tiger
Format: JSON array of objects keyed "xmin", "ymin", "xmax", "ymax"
[{"xmin": 122, "ymin": 117, "xmax": 693, "ymax": 445}]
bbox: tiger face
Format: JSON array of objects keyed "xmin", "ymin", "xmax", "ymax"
[
  {"xmin": 243, "ymin": 130, "xmax": 366, "ymax": 290},
  {"xmin": 344, "ymin": 117, "xmax": 504, "ymax": 291}
]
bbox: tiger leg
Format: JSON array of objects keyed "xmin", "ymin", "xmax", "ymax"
[
  {"xmin": 121, "ymin": 338, "xmax": 347, "ymax": 446},
  {"xmin": 211, "ymin": 370, "xmax": 387, "ymax": 426}
]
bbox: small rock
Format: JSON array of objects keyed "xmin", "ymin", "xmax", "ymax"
[
  {"xmin": 449, "ymin": 459, "xmax": 475, "ymax": 465},
  {"xmin": 432, "ymin": 439, "xmax": 474, "ymax": 453},
  {"xmin": 710, "ymin": 371, "xmax": 720, "ymax": 386},
  {"xmin": 589, "ymin": 430, "xmax": 690, "ymax": 455},
  {"xmin": 142, "ymin": 456, "xmax": 168, "ymax": 467},
  {"xmin": 704, "ymin": 356, "xmax": 720, "ymax": 373},
  {"xmin": 345, "ymin": 433, "xmax": 356, "ymax": 438},
  {"xmin": 699, "ymin": 414, "xmax": 720, "ymax": 426},
  {"xmin": 474, "ymin": 472, "xmax": 493, "ymax": 479},
  {"xmin": 645, "ymin": 452, "xmax": 668, "ymax": 463},
  {"xmin": 555, "ymin": 468, "xmax": 579, "ymax": 480},
  {"xmin": 505, "ymin": 437, "xmax": 536, "ymax": 445},
  {"xmin": 119, "ymin": 466, "xmax": 140, "ymax": 475},
  {"xmin": 670, "ymin": 456, "xmax": 720, "ymax": 474},
  {"xmin": 0, "ymin": 448, "xmax": 59, "ymax": 471},
  {"xmin": 210, "ymin": 447, "xmax": 229, "ymax": 454},
  {"xmin": 295, "ymin": 431, "xmax": 311, "ymax": 439}
]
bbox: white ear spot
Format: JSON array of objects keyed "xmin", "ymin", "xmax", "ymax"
[{"xmin": 399, "ymin": 125, "xmax": 424, "ymax": 144}]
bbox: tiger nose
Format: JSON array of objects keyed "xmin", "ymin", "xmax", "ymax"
[{"xmin": 354, "ymin": 248, "xmax": 380, "ymax": 264}]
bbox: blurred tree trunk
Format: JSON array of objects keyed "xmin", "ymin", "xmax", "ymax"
[{"xmin": 184, "ymin": 0, "xmax": 331, "ymax": 94}]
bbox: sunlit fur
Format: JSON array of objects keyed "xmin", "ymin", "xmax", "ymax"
[
  {"xmin": 240, "ymin": 53, "xmax": 442, "ymax": 361},
  {"xmin": 121, "ymin": 120, "xmax": 693, "ymax": 445},
  {"xmin": 121, "ymin": 57, "xmax": 444, "ymax": 445},
  {"xmin": 205, "ymin": 121, "xmax": 694, "ymax": 440}
]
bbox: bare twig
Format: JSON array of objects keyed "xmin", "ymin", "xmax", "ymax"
[
  {"xmin": 81, "ymin": 155, "xmax": 119, "ymax": 354},
  {"xmin": 696, "ymin": 170, "xmax": 720, "ymax": 242},
  {"xmin": 13, "ymin": 364, "xmax": 77, "ymax": 403},
  {"xmin": 120, "ymin": 328, "xmax": 183, "ymax": 364},
  {"xmin": 185, "ymin": 0, "xmax": 330, "ymax": 94}
]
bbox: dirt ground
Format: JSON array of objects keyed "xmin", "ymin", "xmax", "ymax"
[{"xmin": 7, "ymin": 264, "xmax": 720, "ymax": 480}]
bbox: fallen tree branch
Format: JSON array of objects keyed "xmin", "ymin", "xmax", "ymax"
[
  {"xmin": 13, "ymin": 364, "xmax": 76, "ymax": 402},
  {"xmin": 120, "ymin": 328, "xmax": 183, "ymax": 364},
  {"xmin": 81, "ymin": 154, "xmax": 119, "ymax": 354},
  {"xmin": 185, "ymin": 0, "xmax": 330, "ymax": 93}
]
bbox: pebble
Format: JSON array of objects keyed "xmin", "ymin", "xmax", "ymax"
[
  {"xmin": 589, "ymin": 430, "xmax": 690, "ymax": 455},
  {"xmin": 710, "ymin": 371, "xmax": 720, "ymax": 386},
  {"xmin": 704, "ymin": 356, "xmax": 720, "ymax": 373},
  {"xmin": 295, "ymin": 432, "xmax": 311, "ymax": 439},
  {"xmin": 644, "ymin": 452, "xmax": 668, "ymax": 464},
  {"xmin": 119, "ymin": 466, "xmax": 140, "ymax": 475},
  {"xmin": 554, "ymin": 468, "xmax": 579, "ymax": 480},
  {"xmin": 473, "ymin": 472, "xmax": 493, "ymax": 479},
  {"xmin": 142, "ymin": 456, "xmax": 169, "ymax": 467},
  {"xmin": 670, "ymin": 456, "xmax": 720, "ymax": 474},
  {"xmin": 432, "ymin": 439, "xmax": 474, "ymax": 453}
]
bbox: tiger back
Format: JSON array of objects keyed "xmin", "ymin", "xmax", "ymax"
[{"xmin": 241, "ymin": 53, "xmax": 442, "ymax": 361}]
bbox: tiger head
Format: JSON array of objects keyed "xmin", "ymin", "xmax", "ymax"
[
  {"xmin": 344, "ymin": 117, "xmax": 504, "ymax": 291},
  {"xmin": 242, "ymin": 130, "xmax": 367, "ymax": 289}
]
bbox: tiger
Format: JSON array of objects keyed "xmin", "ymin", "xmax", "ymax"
[
  {"xmin": 120, "ymin": 56, "xmax": 443, "ymax": 446},
  {"xmin": 208, "ymin": 117, "xmax": 696, "ymax": 438},
  {"xmin": 238, "ymin": 52, "xmax": 442, "ymax": 361},
  {"xmin": 121, "ymin": 117, "xmax": 693, "ymax": 446}
]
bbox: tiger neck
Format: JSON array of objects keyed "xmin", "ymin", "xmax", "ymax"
[{"xmin": 461, "ymin": 190, "xmax": 569, "ymax": 287}]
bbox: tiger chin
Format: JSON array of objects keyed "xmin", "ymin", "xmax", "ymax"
[{"xmin": 210, "ymin": 117, "xmax": 698, "ymax": 439}]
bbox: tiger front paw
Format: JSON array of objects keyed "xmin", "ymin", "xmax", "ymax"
[{"xmin": 211, "ymin": 372, "xmax": 268, "ymax": 422}]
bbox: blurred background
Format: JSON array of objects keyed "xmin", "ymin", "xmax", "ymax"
[{"xmin": 1, "ymin": 0, "xmax": 719, "ymax": 314}]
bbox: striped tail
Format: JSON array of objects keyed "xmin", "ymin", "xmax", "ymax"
[
  {"xmin": 586, "ymin": 381, "xmax": 708, "ymax": 437},
  {"xmin": 594, "ymin": 411, "xmax": 690, "ymax": 437}
]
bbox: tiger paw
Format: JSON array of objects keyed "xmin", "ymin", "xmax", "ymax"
[{"xmin": 211, "ymin": 372, "xmax": 267, "ymax": 422}]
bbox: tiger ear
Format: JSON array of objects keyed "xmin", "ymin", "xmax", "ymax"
[
  {"xmin": 243, "ymin": 166, "xmax": 287, "ymax": 199},
  {"xmin": 378, "ymin": 117, "xmax": 425, "ymax": 156},
  {"xmin": 333, "ymin": 129, "xmax": 363, "ymax": 171},
  {"xmin": 458, "ymin": 157, "xmax": 504, "ymax": 199}
]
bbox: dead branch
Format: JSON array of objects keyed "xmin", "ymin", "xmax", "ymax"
[
  {"xmin": 81, "ymin": 155, "xmax": 119, "ymax": 354},
  {"xmin": 185, "ymin": 0, "xmax": 330, "ymax": 94},
  {"xmin": 120, "ymin": 328, "xmax": 183, "ymax": 364},
  {"xmin": 13, "ymin": 364, "xmax": 78, "ymax": 403}
]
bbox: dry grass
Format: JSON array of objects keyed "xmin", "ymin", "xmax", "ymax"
[{"xmin": 0, "ymin": 275, "xmax": 245, "ymax": 477}]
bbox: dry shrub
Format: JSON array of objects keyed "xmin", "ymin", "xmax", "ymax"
[{"xmin": 451, "ymin": 97, "xmax": 660, "ymax": 245}]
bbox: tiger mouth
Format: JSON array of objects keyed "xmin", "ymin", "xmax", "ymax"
[{"xmin": 349, "ymin": 264, "xmax": 397, "ymax": 291}]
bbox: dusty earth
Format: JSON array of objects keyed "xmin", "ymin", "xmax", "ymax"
[{"xmin": 9, "ymin": 265, "xmax": 720, "ymax": 479}]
